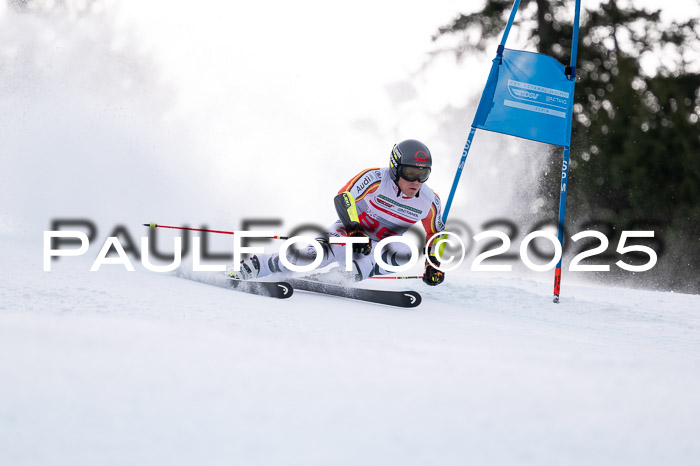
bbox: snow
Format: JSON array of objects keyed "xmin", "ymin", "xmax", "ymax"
[
  {"xmin": 2, "ymin": 236, "xmax": 699, "ymax": 466},
  {"xmin": 2, "ymin": 2, "xmax": 700, "ymax": 464}
]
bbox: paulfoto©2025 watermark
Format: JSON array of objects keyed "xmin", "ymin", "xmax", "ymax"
[{"xmin": 43, "ymin": 226, "xmax": 658, "ymax": 274}]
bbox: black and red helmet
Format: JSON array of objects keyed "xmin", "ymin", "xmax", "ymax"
[{"xmin": 389, "ymin": 139, "xmax": 432, "ymax": 183}]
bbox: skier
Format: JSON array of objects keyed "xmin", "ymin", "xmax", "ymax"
[{"xmin": 230, "ymin": 139, "xmax": 446, "ymax": 286}]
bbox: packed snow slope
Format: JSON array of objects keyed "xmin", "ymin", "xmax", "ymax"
[{"xmin": 1, "ymin": 235, "xmax": 699, "ymax": 466}]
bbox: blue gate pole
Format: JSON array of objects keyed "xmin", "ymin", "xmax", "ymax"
[
  {"xmin": 500, "ymin": 0, "xmax": 522, "ymax": 48},
  {"xmin": 442, "ymin": 127, "xmax": 477, "ymax": 223},
  {"xmin": 442, "ymin": 0, "xmax": 522, "ymax": 224},
  {"xmin": 553, "ymin": 0, "xmax": 581, "ymax": 303},
  {"xmin": 442, "ymin": 0, "xmax": 522, "ymax": 225},
  {"xmin": 553, "ymin": 146, "xmax": 571, "ymax": 303}
]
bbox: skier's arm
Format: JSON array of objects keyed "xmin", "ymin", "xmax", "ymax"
[
  {"xmin": 334, "ymin": 191, "xmax": 361, "ymax": 231},
  {"xmin": 333, "ymin": 191, "xmax": 371, "ymax": 255}
]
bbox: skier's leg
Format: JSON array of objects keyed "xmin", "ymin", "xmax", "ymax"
[
  {"xmin": 314, "ymin": 227, "xmax": 416, "ymax": 281},
  {"xmin": 229, "ymin": 222, "xmax": 345, "ymax": 280},
  {"xmin": 336, "ymin": 238, "xmax": 414, "ymax": 281},
  {"xmin": 367, "ymin": 240, "xmax": 415, "ymax": 278}
]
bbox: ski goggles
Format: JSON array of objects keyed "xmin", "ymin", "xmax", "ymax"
[{"xmin": 398, "ymin": 165, "xmax": 431, "ymax": 183}]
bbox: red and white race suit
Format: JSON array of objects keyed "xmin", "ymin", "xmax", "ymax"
[
  {"xmin": 335, "ymin": 167, "xmax": 445, "ymax": 244},
  {"xmin": 255, "ymin": 167, "xmax": 446, "ymax": 280}
]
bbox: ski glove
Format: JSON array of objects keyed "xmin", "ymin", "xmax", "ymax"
[
  {"xmin": 423, "ymin": 255, "xmax": 444, "ymax": 286},
  {"xmin": 347, "ymin": 222, "xmax": 372, "ymax": 255}
]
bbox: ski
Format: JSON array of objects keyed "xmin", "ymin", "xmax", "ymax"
[
  {"xmin": 286, "ymin": 278, "xmax": 421, "ymax": 308},
  {"xmin": 227, "ymin": 278, "xmax": 294, "ymax": 299}
]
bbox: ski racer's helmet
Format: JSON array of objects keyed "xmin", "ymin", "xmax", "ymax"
[{"xmin": 389, "ymin": 139, "xmax": 432, "ymax": 183}]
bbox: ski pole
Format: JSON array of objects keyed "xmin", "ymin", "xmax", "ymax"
[
  {"xmin": 147, "ymin": 223, "xmax": 425, "ymax": 279},
  {"xmin": 143, "ymin": 223, "xmax": 292, "ymax": 240},
  {"xmin": 370, "ymin": 275, "xmax": 423, "ymax": 280},
  {"xmin": 143, "ymin": 224, "xmax": 419, "ymax": 254}
]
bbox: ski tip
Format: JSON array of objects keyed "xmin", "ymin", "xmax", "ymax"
[
  {"xmin": 404, "ymin": 291, "xmax": 422, "ymax": 307},
  {"xmin": 227, "ymin": 278, "xmax": 294, "ymax": 299},
  {"xmin": 277, "ymin": 282, "xmax": 294, "ymax": 298}
]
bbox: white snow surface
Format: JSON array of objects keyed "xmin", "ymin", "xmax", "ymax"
[
  {"xmin": 1, "ymin": 3, "xmax": 700, "ymax": 464},
  {"xmin": 1, "ymin": 236, "xmax": 699, "ymax": 466}
]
